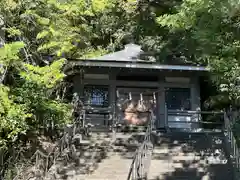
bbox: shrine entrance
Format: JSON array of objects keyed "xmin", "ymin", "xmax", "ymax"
[{"xmin": 116, "ymin": 87, "xmax": 158, "ymax": 126}]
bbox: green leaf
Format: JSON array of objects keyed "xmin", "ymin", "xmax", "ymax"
[
  {"xmin": 36, "ymin": 30, "xmax": 49, "ymax": 39},
  {"xmin": 37, "ymin": 17, "xmax": 50, "ymax": 25}
]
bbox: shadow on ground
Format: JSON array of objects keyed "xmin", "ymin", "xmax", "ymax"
[
  {"xmin": 149, "ymin": 132, "xmax": 234, "ymax": 180},
  {"xmin": 43, "ymin": 132, "xmax": 114, "ymax": 180}
]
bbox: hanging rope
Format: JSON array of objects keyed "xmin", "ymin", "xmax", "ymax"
[
  {"xmin": 116, "ymin": 88, "xmax": 166, "ymax": 104},
  {"xmin": 117, "ymin": 90, "xmax": 158, "ymax": 125}
]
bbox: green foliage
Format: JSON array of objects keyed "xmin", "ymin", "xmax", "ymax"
[
  {"xmin": 20, "ymin": 59, "xmax": 65, "ymax": 88},
  {"xmin": 0, "ymin": 43, "xmax": 70, "ymax": 148},
  {"xmin": 156, "ymin": 0, "xmax": 240, "ymax": 108},
  {"xmin": 0, "ymin": 84, "xmax": 29, "ymax": 147},
  {"xmin": 0, "ymin": 0, "xmax": 82, "ymax": 150},
  {"xmin": 0, "ymin": 42, "xmax": 25, "ymax": 65}
]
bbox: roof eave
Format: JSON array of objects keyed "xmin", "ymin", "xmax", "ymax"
[{"xmin": 65, "ymin": 60, "xmax": 209, "ymax": 72}]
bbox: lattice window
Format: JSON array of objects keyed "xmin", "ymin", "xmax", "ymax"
[
  {"xmin": 83, "ymin": 85, "xmax": 109, "ymax": 107},
  {"xmin": 165, "ymin": 88, "xmax": 191, "ymax": 110}
]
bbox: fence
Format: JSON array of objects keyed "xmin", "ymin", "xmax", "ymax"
[
  {"xmin": 164, "ymin": 109, "xmax": 240, "ymax": 179},
  {"xmin": 164, "ymin": 107, "xmax": 225, "ymax": 131}
]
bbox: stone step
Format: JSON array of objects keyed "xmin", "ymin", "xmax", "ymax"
[
  {"xmin": 53, "ymin": 132, "xmax": 234, "ymax": 180},
  {"xmin": 83, "ymin": 153, "xmax": 132, "ymax": 180},
  {"xmin": 148, "ymin": 132, "xmax": 234, "ymax": 180}
]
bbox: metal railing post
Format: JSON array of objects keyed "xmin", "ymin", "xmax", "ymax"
[{"xmin": 224, "ymin": 111, "xmax": 240, "ymax": 180}]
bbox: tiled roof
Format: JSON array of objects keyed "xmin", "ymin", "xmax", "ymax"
[{"xmin": 66, "ymin": 43, "xmax": 208, "ymax": 72}]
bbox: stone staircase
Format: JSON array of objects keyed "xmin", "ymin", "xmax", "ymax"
[
  {"xmin": 53, "ymin": 132, "xmax": 139, "ymax": 180},
  {"xmin": 148, "ymin": 132, "xmax": 235, "ymax": 180},
  {"xmin": 82, "ymin": 131, "xmax": 234, "ymax": 180},
  {"xmin": 82, "ymin": 153, "xmax": 132, "ymax": 180},
  {"xmin": 44, "ymin": 132, "xmax": 113, "ymax": 180},
  {"xmin": 82, "ymin": 132, "xmax": 141, "ymax": 180},
  {"xmin": 45, "ymin": 131, "xmax": 235, "ymax": 180}
]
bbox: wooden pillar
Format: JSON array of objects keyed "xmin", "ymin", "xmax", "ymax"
[
  {"xmin": 157, "ymin": 75, "xmax": 165, "ymax": 128},
  {"xmin": 190, "ymin": 76, "xmax": 201, "ymax": 129},
  {"xmin": 109, "ymin": 70, "xmax": 116, "ymax": 106},
  {"xmin": 73, "ymin": 74, "xmax": 84, "ymax": 96},
  {"xmin": 190, "ymin": 76, "xmax": 201, "ymax": 111}
]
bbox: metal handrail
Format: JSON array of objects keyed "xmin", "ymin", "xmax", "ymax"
[
  {"xmin": 127, "ymin": 111, "xmax": 153, "ymax": 180},
  {"xmin": 224, "ymin": 112, "xmax": 240, "ymax": 179},
  {"xmin": 164, "ymin": 106, "xmax": 225, "ymax": 131},
  {"xmin": 167, "ymin": 109, "xmax": 224, "ymax": 114}
]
